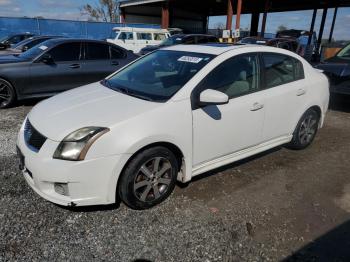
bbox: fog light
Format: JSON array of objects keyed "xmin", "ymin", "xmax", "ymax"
[{"xmin": 54, "ymin": 183, "xmax": 69, "ymax": 196}]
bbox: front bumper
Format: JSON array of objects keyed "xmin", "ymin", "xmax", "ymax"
[{"xmin": 17, "ymin": 123, "xmax": 130, "ymax": 207}]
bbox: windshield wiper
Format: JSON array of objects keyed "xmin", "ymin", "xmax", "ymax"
[{"xmin": 102, "ymin": 79, "xmax": 153, "ymax": 101}]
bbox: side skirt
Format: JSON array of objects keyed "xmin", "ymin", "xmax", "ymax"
[{"xmin": 191, "ymin": 135, "xmax": 293, "ymax": 177}]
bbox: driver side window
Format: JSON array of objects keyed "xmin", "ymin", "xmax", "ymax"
[{"xmin": 197, "ymin": 53, "xmax": 261, "ymax": 99}]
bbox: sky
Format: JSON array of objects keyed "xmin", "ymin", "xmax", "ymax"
[{"xmin": 0, "ymin": 0, "xmax": 350, "ymax": 40}]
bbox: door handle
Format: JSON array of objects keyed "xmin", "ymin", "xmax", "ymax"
[
  {"xmin": 111, "ymin": 61, "xmax": 119, "ymax": 66},
  {"xmin": 250, "ymin": 102, "xmax": 264, "ymax": 111},
  {"xmin": 296, "ymin": 88, "xmax": 306, "ymax": 96},
  {"xmin": 69, "ymin": 64, "xmax": 80, "ymax": 69}
]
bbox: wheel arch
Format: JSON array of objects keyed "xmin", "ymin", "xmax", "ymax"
[{"xmin": 113, "ymin": 141, "xmax": 187, "ymax": 203}]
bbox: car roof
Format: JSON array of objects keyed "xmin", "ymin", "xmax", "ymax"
[
  {"xmin": 163, "ymin": 43, "xmax": 299, "ymax": 56},
  {"xmin": 163, "ymin": 43, "xmax": 248, "ymax": 55},
  {"xmin": 42, "ymin": 38, "xmax": 111, "ymax": 44}
]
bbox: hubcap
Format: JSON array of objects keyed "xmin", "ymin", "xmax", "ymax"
[
  {"xmin": 133, "ymin": 157, "xmax": 172, "ymax": 202},
  {"xmin": 0, "ymin": 81, "xmax": 11, "ymax": 107},
  {"xmin": 299, "ymin": 114, "xmax": 317, "ymax": 145}
]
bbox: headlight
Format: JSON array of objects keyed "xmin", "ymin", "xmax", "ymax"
[{"xmin": 53, "ymin": 127, "xmax": 109, "ymax": 161}]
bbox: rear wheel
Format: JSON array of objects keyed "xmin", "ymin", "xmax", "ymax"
[
  {"xmin": 0, "ymin": 79, "xmax": 16, "ymax": 109},
  {"xmin": 288, "ymin": 108, "xmax": 320, "ymax": 150},
  {"xmin": 118, "ymin": 146, "xmax": 178, "ymax": 210}
]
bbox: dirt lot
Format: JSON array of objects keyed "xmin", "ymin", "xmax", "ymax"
[{"xmin": 1, "ymin": 96, "xmax": 350, "ymax": 262}]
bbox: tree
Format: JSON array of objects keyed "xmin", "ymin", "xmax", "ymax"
[
  {"xmin": 277, "ymin": 25, "xmax": 288, "ymax": 32},
  {"xmin": 82, "ymin": 0, "xmax": 119, "ymax": 22}
]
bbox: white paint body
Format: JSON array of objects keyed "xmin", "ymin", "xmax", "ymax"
[
  {"xmin": 17, "ymin": 45, "xmax": 330, "ymax": 206},
  {"xmin": 107, "ymin": 27, "xmax": 171, "ymax": 53}
]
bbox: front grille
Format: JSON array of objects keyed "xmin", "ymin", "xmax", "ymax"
[{"xmin": 24, "ymin": 120, "xmax": 47, "ymax": 152}]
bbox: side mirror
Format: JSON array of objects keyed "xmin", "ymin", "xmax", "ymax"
[
  {"xmin": 40, "ymin": 53, "xmax": 54, "ymax": 64},
  {"xmin": 199, "ymin": 89, "xmax": 229, "ymax": 106}
]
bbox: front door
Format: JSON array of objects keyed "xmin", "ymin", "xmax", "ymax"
[
  {"xmin": 192, "ymin": 53, "xmax": 265, "ymax": 166},
  {"xmin": 28, "ymin": 42, "xmax": 84, "ymax": 95}
]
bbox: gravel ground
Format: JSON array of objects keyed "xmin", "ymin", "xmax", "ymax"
[{"xmin": 1, "ymin": 96, "xmax": 350, "ymax": 261}]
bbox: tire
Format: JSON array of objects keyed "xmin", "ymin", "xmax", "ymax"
[
  {"xmin": 287, "ymin": 108, "xmax": 320, "ymax": 150},
  {"xmin": 118, "ymin": 146, "xmax": 178, "ymax": 210},
  {"xmin": 0, "ymin": 78, "xmax": 16, "ymax": 109}
]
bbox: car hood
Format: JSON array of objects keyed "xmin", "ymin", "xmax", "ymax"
[
  {"xmin": 142, "ymin": 45, "xmax": 161, "ymax": 51},
  {"xmin": 28, "ymin": 82, "xmax": 162, "ymax": 141},
  {"xmin": 0, "ymin": 54, "xmax": 25, "ymax": 64},
  {"xmin": 316, "ymin": 58, "xmax": 348, "ymax": 76},
  {"xmin": 0, "ymin": 49, "xmax": 21, "ymax": 56}
]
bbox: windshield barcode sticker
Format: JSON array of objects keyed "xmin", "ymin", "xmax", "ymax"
[{"xmin": 178, "ymin": 56, "xmax": 203, "ymax": 63}]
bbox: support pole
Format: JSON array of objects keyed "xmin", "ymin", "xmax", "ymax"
[
  {"xmin": 328, "ymin": 7, "xmax": 338, "ymax": 43},
  {"xmin": 261, "ymin": 0, "xmax": 269, "ymax": 38},
  {"xmin": 120, "ymin": 8, "xmax": 126, "ymax": 23},
  {"xmin": 317, "ymin": 6, "xmax": 328, "ymax": 50},
  {"xmin": 161, "ymin": 1, "xmax": 169, "ymax": 29},
  {"xmin": 307, "ymin": 9, "xmax": 317, "ymax": 45},
  {"xmin": 234, "ymin": 0, "xmax": 242, "ymax": 42},
  {"xmin": 226, "ymin": 0, "xmax": 233, "ymax": 30},
  {"xmin": 250, "ymin": 11, "xmax": 260, "ymax": 37}
]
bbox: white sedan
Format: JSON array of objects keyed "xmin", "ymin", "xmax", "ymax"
[{"xmin": 17, "ymin": 44, "xmax": 329, "ymax": 209}]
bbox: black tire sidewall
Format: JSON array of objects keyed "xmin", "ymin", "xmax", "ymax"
[
  {"xmin": 0, "ymin": 79, "xmax": 16, "ymax": 109},
  {"xmin": 119, "ymin": 146, "xmax": 178, "ymax": 210}
]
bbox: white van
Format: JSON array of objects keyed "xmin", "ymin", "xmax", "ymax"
[{"xmin": 107, "ymin": 27, "xmax": 171, "ymax": 53}]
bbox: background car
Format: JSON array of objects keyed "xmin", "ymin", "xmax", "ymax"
[
  {"xmin": 139, "ymin": 34, "xmax": 218, "ymax": 55},
  {"xmin": 0, "ymin": 38, "xmax": 138, "ymax": 108},
  {"xmin": 0, "ymin": 33, "xmax": 34, "ymax": 50},
  {"xmin": 0, "ymin": 35, "xmax": 62, "ymax": 56},
  {"xmin": 315, "ymin": 42, "xmax": 350, "ymax": 96},
  {"xmin": 240, "ymin": 37, "xmax": 299, "ymax": 52}
]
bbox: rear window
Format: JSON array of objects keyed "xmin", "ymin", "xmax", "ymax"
[
  {"xmin": 262, "ymin": 53, "xmax": 304, "ymax": 88},
  {"xmin": 86, "ymin": 42, "xmax": 110, "ymax": 60}
]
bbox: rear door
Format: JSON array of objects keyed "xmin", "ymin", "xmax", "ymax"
[
  {"xmin": 80, "ymin": 42, "xmax": 127, "ymax": 84},
  {"xmin": 260, "ymin": 52, "xmax": 308, "ymax": 141},
  {"xmin": 28, "ymin": 41, "xmax": 85, "ymax": 94}
]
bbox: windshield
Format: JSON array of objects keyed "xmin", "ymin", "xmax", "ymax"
[
  {"xmin": 160, "ymin": 36, "xmax": 184, "ymax": 46},
  {"xmin": 337, "ymin": 43, "xmax": 350, "ymax": 59},
  {"xmin": 12, "ymin": 38, "xmax": 32, "ymax": 49},
  {"xmin": 104, "ymin": 50, "xmax": 214, "ymax": 102},
  {"xmin": 18, "ymin": 40, "xmax": 54, "ymax": 60}
]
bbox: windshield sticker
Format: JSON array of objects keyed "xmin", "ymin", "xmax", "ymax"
[
  {"xmin": 178, "ymin": 56, "xmax": 203, "ymax": 63},
  {"xmin": 38, "ymin": 45, "xmax": 48, "ymax": 50}
]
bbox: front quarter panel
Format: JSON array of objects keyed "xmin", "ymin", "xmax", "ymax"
[{"xmin": 85, "ymin": 99, "xmax": 193, "ymax": 182}]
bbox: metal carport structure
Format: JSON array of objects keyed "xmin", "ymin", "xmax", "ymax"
[{"xmin": 119, "ymin": 0, "xmax": 350, "ymax": 45}]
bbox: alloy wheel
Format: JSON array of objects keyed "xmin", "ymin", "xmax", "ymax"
[
  {"xmin": 298, "ymin": 114, "xmax": 318, "ymax": 145},
  {"xmin": 0, "ymin": 81, "xmax": 12, "ymax": 108},
  {"xmin": 133, "ymin": 157, "xmax": 173, "ymax": 202}
]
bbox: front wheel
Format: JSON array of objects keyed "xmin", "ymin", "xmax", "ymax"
[
  {"xmin": 0, "ymin": 79, "xmax": 16, "ymax": 109},
  {"xmin": 287, "ymin": 108, "xmax": 320, "ymax": 150},
  {"xmin": 118, "ymin": 146, "xmax": 178, "ymax": 210}
]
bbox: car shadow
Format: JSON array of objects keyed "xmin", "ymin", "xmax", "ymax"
[
  {"xmin": 14, "ymin": 97, "xmax": 47, "ymax": 107},
  {"xmin": 329, "ymin": 94, "xmax": 350, "ymax": 113},
  {"xmin": 282, "ymin": 220, "xmax": 350, "ymax": 262}
]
